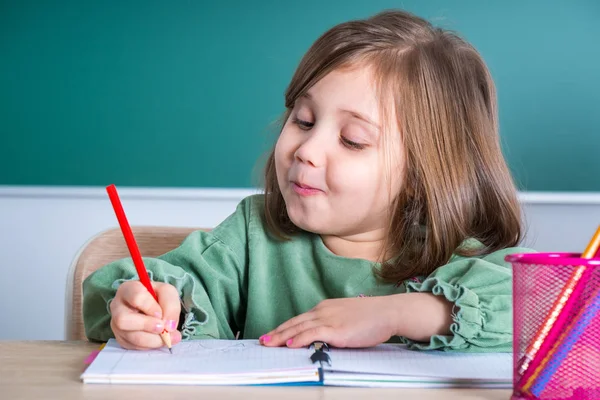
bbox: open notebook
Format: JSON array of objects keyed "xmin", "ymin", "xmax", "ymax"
[{"xmin": 81, "ymin": 339, "xmax": 513, "ymax": 388}]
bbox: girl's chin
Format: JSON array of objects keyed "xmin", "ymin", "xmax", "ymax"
[{"xmin": 287, "ymin": 212, "xmax": 322, "ymax": 234}]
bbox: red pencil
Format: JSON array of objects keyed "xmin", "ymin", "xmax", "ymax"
[{"xmin": 105, "ymin": 184, "xmax": 172, "ymax": 353}]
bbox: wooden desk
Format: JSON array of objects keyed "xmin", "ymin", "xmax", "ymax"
[{"xmin": 0, "ymin": 341, "xmax": 513, "ymax": 399}]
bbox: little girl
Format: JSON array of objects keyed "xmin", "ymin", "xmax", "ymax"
[{"xmin": 83, "ymin": 9, "xmax": 533, "ymax": 353}]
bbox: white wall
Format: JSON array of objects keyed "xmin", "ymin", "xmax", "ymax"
[{"xmin": 1, "ymin": 186, "xmax": 599, "ymax": 341}]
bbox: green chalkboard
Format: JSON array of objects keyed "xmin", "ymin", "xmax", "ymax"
[{"xmin": 1, "ymin": 1, "xmax": 599, "ymax": 191}]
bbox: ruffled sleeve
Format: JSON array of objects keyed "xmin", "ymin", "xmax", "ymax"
[
  {"xmin": 400, "ymin": 245, "xmax": 534, "ymax": 352},
  {"xmin": 82, "ymin": 196, "xmax": 256, "ymax": 342}
]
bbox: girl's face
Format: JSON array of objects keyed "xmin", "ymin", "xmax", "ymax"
[{"xmin": 274, "ymin": 66, "xmax": 404, "ymax": 238}]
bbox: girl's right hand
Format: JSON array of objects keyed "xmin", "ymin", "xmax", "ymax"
[{"xmin": 109, "ymin": 280, "xmax": 182, "ymax": 350}]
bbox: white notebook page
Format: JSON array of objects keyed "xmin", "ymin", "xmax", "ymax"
[
  {"xmin": 84, "ymin": 339, "xmax": 316, "ymax": 378},
  {"xmin": 325, "ymin": 344, "xmax": 512, "ymax": 380},
  {"xmin": 83, "ymin": 339, "xmax": 512, "ymax": 384}
]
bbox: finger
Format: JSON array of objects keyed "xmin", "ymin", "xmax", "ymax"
[
  {"xmin": 114, "ymin": 333, "xmax": 138, "ymax": 350},
  {"xmin": 111, "ymin": 309, "xmax": 165, "ymax": 334},
  {"xmin": 113, "ymin": 319, "xmax": 182, "ymax": 350},
  {"xmin": 120, "ymin": 281, "xmax": 162, "ymax": 318},
  {"xmin": 286, "ymin": 326, "xmax": 337, "ymax": 349},
  {"xmin": 260, "ymin": 312, "xmax": 318, "ymax": 346},
  {"xmin": 264, "ymin": 319, "xmax": 322, "ymax": 347},
  {"xmin": 120, "ymin": 329, "xmax": 182, "ymax": 351},
  {"xmin": 116, "ymin": 331, "xmax": 165, "ymax": 350},
  {"xmin": 153, "ymin": 282, "xmax": 181, "ymax": 332},
  {"xmin": 170, "ymin": 330, "xmax": 182, "ymax": 346},
  {"xmin": 119, "ymin": 330, "xmax": 172, "ymax": 350},
  {"xmin": 263, "ymin": 311, "xmax": 317, "ymax": 340}
]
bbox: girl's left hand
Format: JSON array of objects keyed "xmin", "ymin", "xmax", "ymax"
[{"xmin": 259, "ymin": 296, "xmax": 398, "ymax": 349}]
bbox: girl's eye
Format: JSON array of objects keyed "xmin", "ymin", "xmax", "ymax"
[
  {"xmin": 292, "ymin": 117, "xmax": 314, "ymax": 130},
  {"xmin": 341, "ymin": 136, "xmax": 366, "ymax": 150}
]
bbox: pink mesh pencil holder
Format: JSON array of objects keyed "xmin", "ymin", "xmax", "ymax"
[{"xmin": 506, "ymin": 252, "xmax": 600, "ymax": 400}]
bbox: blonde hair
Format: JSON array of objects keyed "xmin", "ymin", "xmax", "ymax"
[{"xmin": 263, "ymin": 9, "xmax": 522, "ymax": 283}]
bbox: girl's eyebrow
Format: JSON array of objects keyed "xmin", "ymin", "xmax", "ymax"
[
  {"xmin": 302, "ymin": 91, "xmax": 381, "ymax": 132},
  {"xmin": 340, "ymin": 109, "xmax": 381, "ymax": 131}
]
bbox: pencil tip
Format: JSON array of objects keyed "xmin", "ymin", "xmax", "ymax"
[{"xmin": 169, "ymin": 348, "xmax": 173, "ymax": 354}]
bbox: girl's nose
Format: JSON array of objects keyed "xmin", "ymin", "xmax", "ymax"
[{"xmin": 294, "ymin": 134, "xmax": 326, "ymax": 168}]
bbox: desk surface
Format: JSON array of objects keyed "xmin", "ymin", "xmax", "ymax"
[{"xmin": 0, "ymin": 341, "xmax": 513, "ymax": 400}]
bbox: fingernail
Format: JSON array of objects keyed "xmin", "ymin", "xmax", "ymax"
[
  {"xmin": 262, "ymin": 335, "xmax": 271, "ymax": 343},
  {"xmin": 155, "ymin": 322, "xmax": 164, "ymax": 333},
  {"xmin": 154, "ymin": 312, "xmax": 162, "ymax": 318},
  {"xmin": 286, "ymin": 339, "xmax": 293, "ymax": 346},
  {"xmin": 165, "ymin": 320, "xmax": 177, "ymax": 331}
]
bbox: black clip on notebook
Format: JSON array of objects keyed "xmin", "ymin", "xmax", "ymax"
[{"xmin": 310, "ymin": 341, "xmax": 331, "ymax": 381}]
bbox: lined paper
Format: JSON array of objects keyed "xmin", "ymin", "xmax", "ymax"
[
  {"xmin": 325, "ymin": 344, "xmax": 512, "ymax": 380},
  {"xmin": 84, "ymin": 339, "xmax": 315, "ymax": 377},
  {"xmin": 82, "ymin": 339, "xmax": 512, "ymax": 387}
]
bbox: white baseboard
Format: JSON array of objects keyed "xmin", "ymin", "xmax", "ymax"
[
  {"xmin": 0, "ymin": 185, "xmax": 260, "ymax": 200},
  {"xmin": 2, "ymin": 185, "xmax": 600, "ymax": 204},
  {"xmin": 1, "ymin": 185, "xmax": 599, "ymax": 341}
]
